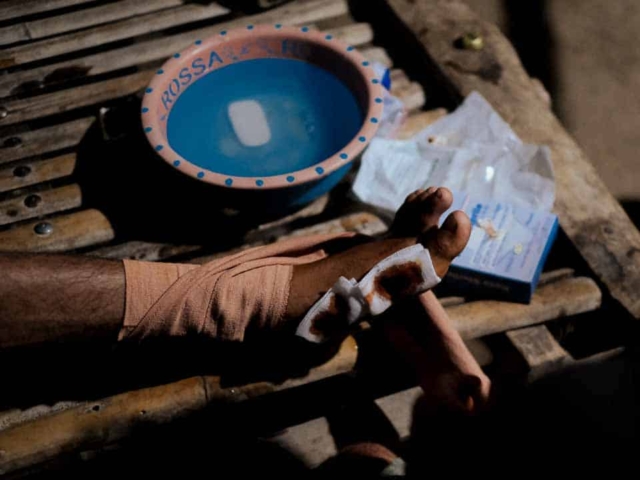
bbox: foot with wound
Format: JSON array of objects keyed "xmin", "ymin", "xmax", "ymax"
[{"xmin": 295, "ymin": 187, "xmax": 471, "ymax": 342}]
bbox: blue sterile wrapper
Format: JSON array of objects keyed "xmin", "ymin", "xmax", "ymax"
[{"xmin": 440, "ymin": 190, "xmax": 558, "ymax": 303}]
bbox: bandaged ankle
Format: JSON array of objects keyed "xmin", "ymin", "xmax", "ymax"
[
  {"xmin": 296, "ymin": 244, "xmax": 441, "ymax": 343},
  {"xmin": 119, "ymin": 232, "xmax": 356, "ymax": 342}
]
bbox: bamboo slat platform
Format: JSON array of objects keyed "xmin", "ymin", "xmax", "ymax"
[{"xmin": 0, "ymin": 0, "xmax": 636, "ymax": 475}]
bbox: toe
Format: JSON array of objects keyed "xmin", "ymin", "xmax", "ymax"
[
  {"xmin": 417, "ymin": 187, "xmax": 453, "ymax": 231},
  {"xmin": 458, "ymin": 374, "xmax": 482, "ymax": 414},
  {"xmin": 420, "ymin": 210, "xmax": 471, "ymax": 277},
  {"xmin": 406, "ymin": 189, "xmax": 425, "ymax": 204},
  {"xmin": 417, "ymin": 186, "xmax": 438, "ymax": 203},
  {"xmin": 420, "ymin": 186, "xmax": 438, "ymax": 200},
  {"xmin": 393, "ymin": 186, "xmax": 454, "ymax": 237}
]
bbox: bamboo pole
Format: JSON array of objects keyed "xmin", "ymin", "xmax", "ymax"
[
  {"xmin": 0, "ymin": 184, "xmax": 81, "ymax": 226},
  {"xmin": 0, "ymin": 0, "xmax": 95, "ymax": 22},
  {"xmin": 0, "ymin": 118, "xmax": 93, "ymax": 165},
  {"xmin": 0, "ymin": 153, "xmax": 76, "ymax": 193},
  {"xmin": 0, "ymin": 3, "xmax": 231, "ymax": 68},
  {"xmin": 0, "ymin": 0, "xmax": 185, "ymax": 46},
  {"xmin": 0, "ymin": 209, "xmax": 114, "ymax": 252},
  {"xmin": 0, "ymin": 6, "xmax": 363, "ymax": 98}
]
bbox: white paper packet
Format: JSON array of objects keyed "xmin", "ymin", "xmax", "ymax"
[{"xmin": 353, "ymin": 91, "xmax": 555, "ymax": 212}]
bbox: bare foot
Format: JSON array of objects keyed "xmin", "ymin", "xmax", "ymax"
[
  {"xmin": 288, "ymin": 187, "xmax": 471, "ymax": 338},
  {"xmin": 289, "ymin": 187, "xmax": 469, "ymax": 313}
]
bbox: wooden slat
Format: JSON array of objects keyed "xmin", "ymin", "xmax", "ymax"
[
  {"xmin": 0, "ymin": 64, "xmax": 423, "ymax": 127},
  {"xmin": 392, "ymin": 81, "xmax": 425, "ymax": 112},
  {"xmin": 375, "ymin": 387, "xmax": 423, "ymax": 442},
  {"xmin": 0, "ymin": 0, "xmax": 95, "ymax": 22},
  {"xmin": 396, "ymin": 109, "xmax": 448, "ymax": 138},
  {"xmin": 0, "ymin": 5, "xmax": 362, "ymax": 98},
  {"xmin": 0, "ymin": 3, "xmax": 231, "ymax": 68},
  {"xmin": 0, "ymin": 209, "xmax": 114, "ymax": 252},
  {"xmin": 86, "ymin": 242, "xmax": 201, "ymax": 262},
  {"xmin": 0, "ymin": 184, "xmax": 81, "ymax": 226},
  {"xmin": 390, "ymin": 68, "xmax": 410, "ymax": 89},
  {"xmin": 362, "ymin": 46, "xmax": 392, "ymax": 68},
  {"xmin": 386, "ymin": 69, "xmax": 425, "ymax": 111},
  {"xmin": 508, "ymin": 324, "xmax": 625, "ymax": 381},
  {"xmin": 0, "ymin": 154, "xmax": 76, "ymax": 193},
  {"xmin": 0, "ymin": 0, "xmax": 185, "ymax": 46},
  {"xmin": 538, "ymin": 267, "xmax": 575, "ymax": 286},
  {"xmin": 253, "ymin": 194, "xmax": 329, "ymax": 232},
  {"xmin": 388, "ymin": 0, "xmax": 640, "ymax": 318},
  {"xmin": 0, "ymin": 379, "xmax": 210, "ymax": 475},
  {"xmin": 464, "ymin": 337, "xmax": 494, "ymax": 367},
  {"xmin": 0, "ymin": 70, "xmax": 150, "ymax": 126},
  {"xmin": 0, "ymin": 402, "xmax": 83, "ymax": 434},
  {"xmin": 191, "ymin": 212, "xmax": 388, "ymax": 264},
  {"xmin": 270, "ymin": 417, "xmax": 336, "ymax": 468},
  {"xmin": 506, "ymin": 325, "xmax": 571, "ymax": 381},
  {"xmin": 449, "ymin": 277, "xmax": 602, "ymax": 340},
  {"xmin": 281, "ymin": 212, "xmax": 389, "ymax": 238},
  {"xmin": 88, "ymin": 195, "xmax": 330, "ymax": 261},
  {"xmin": 0, "ymin": 118, "xmax": 93, "ymax": 165},
  {"xmin": 438, "ymin": 296, "xmax": 465, "ymax": 307},
  {"xmin": 79, "ymin": 210, "xmax": 380, "ymax": 264},
  {"xmin": 182, "ymin": 0, "xmax": 348, "ymax": 42},
  {"xmin": 324, "ymin": 22, "xmax": 372, "ymax": 46}
]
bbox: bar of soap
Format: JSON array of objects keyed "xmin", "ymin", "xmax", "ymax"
[{"xmin": 227, "ymin": 99, "xmax": 271, "ymax": 147}]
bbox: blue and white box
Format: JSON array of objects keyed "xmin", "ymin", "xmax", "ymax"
[{"xmin": 441, "ymin": 191, "xmax": 559, "ymax": 303}]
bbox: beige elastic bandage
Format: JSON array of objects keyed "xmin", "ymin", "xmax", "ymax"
[{"xmin": 119, "ymin": 232, "xmax": 356, "ymax": 342}]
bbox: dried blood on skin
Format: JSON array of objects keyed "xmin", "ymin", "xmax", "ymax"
[
  {"xmin": 370, "ymin": 261, "xmax": 424, "ymax": 301},
  {"xmin": 309, "ymin": 294, "xmax": 350, "ymax": 338}
]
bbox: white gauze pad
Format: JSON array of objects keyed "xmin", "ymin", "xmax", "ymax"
[
  {"xmin": 294, "ymin": 278, "xmax": 366, "ymax": 344},
  {"xmin": 296, "ymin": 244, "xmax": 441, "ymax": 343},
  {"xmin": 358, "ymin": 244, "xmax": 440, "ymax": 315}
]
